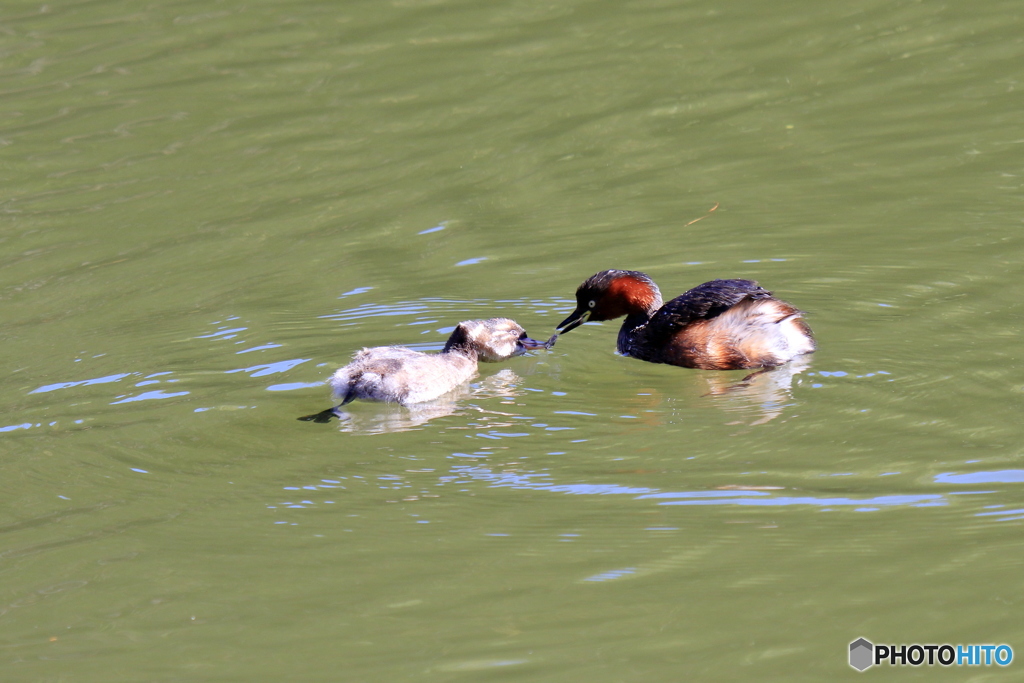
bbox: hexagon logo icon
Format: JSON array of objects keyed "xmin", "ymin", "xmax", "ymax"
[{"xmin": 849, "ymin": 638, "xmax": 874, "ymax": 671}]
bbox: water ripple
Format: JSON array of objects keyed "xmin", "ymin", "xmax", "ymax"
[{"xmin": 31, "ymin": 372, "xmax": 134, "ymax": 394}]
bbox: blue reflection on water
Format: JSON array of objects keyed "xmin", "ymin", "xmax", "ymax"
[
  {"xmin": 402, "ymin": 342, "xmax": 445, "ymax": 352},
  {"xmin": 935, "ymin": 470, "xmax": 1024, "ymax": 484},
  {"xmin": 977, "ymin": 507, "xmax": 1024, "ymax": 516},
  {"xmin": 111, "ymin": 390, "xmax": 189, "ymax": 404},
  {"xmin": 977, "ymin": 507, "xmax": 1024, "ymax": 521},
  {"xmin": 637, "ymin": 491, "xmax": 767, "ymax": 500},
  {"xmin": 320, "ymin": 302, "xmax": 431, "ymax": 322},
  {"xmin": 654, "ymin": 494, "xmax": 945, "ymax": 508},
  {"xmin": 451, "ymin": 466, "xmax": 656, "ymax": 496},
  {"xmin": 266, "ymin": 382, "xmax": 324, "ymax": 392},
  {"xmin": 31, "ymin": 372, "xmax": 133, "ymax": 394},
  {"xmin": 1, "ymin": 423, "xmax": 35, "ymax": 432},
  {"xmin": 339, "ymin": 286, "xmax": 374, "ymax": 297},
  {"xmin": 226, "ymin": 358, "xmax": 310, "ymax": 377},
  {"xmin": 448, "ymin": 466, "xmax": 950, "ymax": 510},
  {"xmin": 585, "ymin": 567, "xmax": 637, "ymax": 582},
  {"xmin": 236, "ymin": 343, "xmax": 283, "ymax": 354},
  {"xmin": 196, "ymin": 327, "xmax": 247, "ymax": 339}
]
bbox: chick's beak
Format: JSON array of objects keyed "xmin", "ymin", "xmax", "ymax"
[
  {"xmin": 518, "ymin": 334, "xmax": 558, "ymax": 351},
  {"xmin": 556, "ymin": 308, "xmax": 590, "ymax": 334}
]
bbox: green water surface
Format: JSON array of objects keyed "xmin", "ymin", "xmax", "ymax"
[{"xmin": 3, "ymin": 0, "xmax": 1024, "ymax": 680}]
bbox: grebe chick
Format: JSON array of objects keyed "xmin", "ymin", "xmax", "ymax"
[
  {"xmin": 300, "ymin": 318, "xmax": 553, "ymax": 420},
  {"xmin": 555, "ymin": 270, "xmax": 814, "ymax": 370}
]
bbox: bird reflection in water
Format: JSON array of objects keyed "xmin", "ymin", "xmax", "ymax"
[
  {"xmin": 300, "ymin": 358, "xmax": 810, "ymax": 433},
  {"xmin": 309, "ymin": 368, "xmax": 528, "ymax": 434},
  {"xmin": 701, "ymin": 355, "xmax": 812, "ymax": 426}
]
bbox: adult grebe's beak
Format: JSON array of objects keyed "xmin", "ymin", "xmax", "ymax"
[{"xmin": 555, "ymin": 309, "xmax": 589, "ymax": 334}]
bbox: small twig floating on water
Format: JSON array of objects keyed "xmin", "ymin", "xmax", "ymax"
[{"xmin": 683, "ymin": 202, "xmax": 719, "ymax": 227}]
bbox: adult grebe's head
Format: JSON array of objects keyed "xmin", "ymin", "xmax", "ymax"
[
  {"xmin": 443, "ymin": 317, "xmax": 554, "ymax": 361},
  {"xmin": 556, "ymin": 270, "xmax": 662, "ymax": 334}
]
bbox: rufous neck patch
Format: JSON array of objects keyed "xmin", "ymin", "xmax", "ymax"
[{"xmin": 601, "ymin": 276, "xmax": 659, "ymax": 317}]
